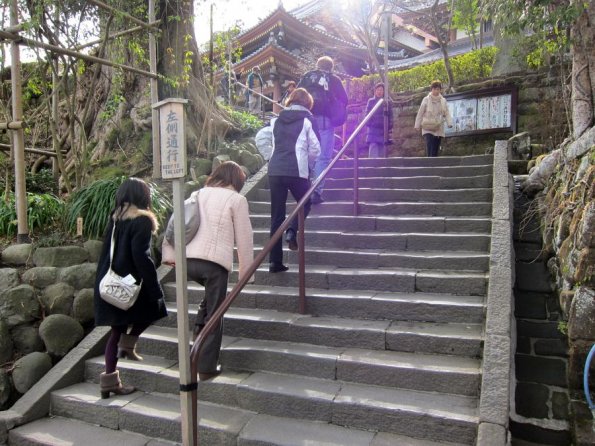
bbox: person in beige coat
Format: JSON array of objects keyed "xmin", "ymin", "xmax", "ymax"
[
  {"xmin": 162, "ymin": 161, "xmax": 254, "ymax": 380},
  {"xmin": 414, "ymin": 80, "xmax": 453, "ymax": 157}
]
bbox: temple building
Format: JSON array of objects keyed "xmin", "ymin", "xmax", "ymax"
[{"xmin": 218, "ymin": 0, "xmax": 475, "ymax": 113}]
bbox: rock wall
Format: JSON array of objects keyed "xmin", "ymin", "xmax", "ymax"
[
  {"xmin": 346, "ymin": 67, "xmax": 569, "ymax": 158},
  {"xmin": 521, "ymin": 126, "xmax": 595, "ymax": 444},
  {"xmin": 0, "ymin": 242, "xmax": 101, "ymax": 410},
  {"xmin": 511, "ymin": 181, "xmax": 571, "ymax": 444}
]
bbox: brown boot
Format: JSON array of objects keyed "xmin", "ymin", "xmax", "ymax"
[
  {"xmin": 117, "ymin": 334, "xmax": 143, "ymax": 361},
  {"xmin": 99, "ymin": 370, "xmax": 136, "ymax": 399}
]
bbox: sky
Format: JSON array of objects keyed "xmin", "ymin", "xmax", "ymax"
[
  {"xmin": 2, "ymin": 0, "xmax": 331, "ymax": 65},
  {"xmin": 193, "ymin": 0, "xmax": 316, "ymax": 45}
]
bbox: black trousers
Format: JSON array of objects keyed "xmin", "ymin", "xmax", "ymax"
[
  {"xmin": 424, "ymin": 133, "xmax": 442, "ymax": 157},
  {"xmin": 187, "ymin": 258, "xmax": 228, "ymax": 373},
  {"xmin": 269, "ymin": 175, "xmax": 311, "ymax": 265}
]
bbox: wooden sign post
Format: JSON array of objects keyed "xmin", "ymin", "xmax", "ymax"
[{"xmin": 152, "ymin": 98, "xmax": 193, "ymax": 446}]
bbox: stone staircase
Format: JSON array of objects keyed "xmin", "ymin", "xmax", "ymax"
[{"xmin": 8, "ymin": 154, "xmax": 496, "ymax": 445}]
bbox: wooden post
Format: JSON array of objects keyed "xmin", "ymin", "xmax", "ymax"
[
  {"xmin": 152, "ymin": 98, "xmax": 192, "ymax": 445},
  {"xmin": 383, "ymin": 12, "xmax": 390, "ymax": 157},
  {"xmin": 209, "ymin": 3, "xmax": 214, "ymax": 91},
  {"xmin": 149, "ymin": 0, "xmax": 160, "ymax": 179},
  {"xmin": 272, "ymin": 77, "xmax": 282, "ymax": 115},
  {"xmin": 10, "ymin": 0, "xmax": 28, "ymax": 243}
]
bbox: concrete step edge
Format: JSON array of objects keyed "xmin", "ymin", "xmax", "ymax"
[{"xmin": 8, "ymin": 415, "xmax": 181, "ymax": 446}]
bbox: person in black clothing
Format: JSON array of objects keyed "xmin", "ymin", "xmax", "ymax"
[
  {"xmin": 366, "ymin": 82, "xmax": 393, "ymax": 158},
  {"xmin": 268, "ymin": 88, "xmax": 321, "ymax": 273},
  {"xmin": 94, "ymin": 177, "xmax": 167, "ymax": 398},
  {"xmin": 297, "ymin": 56, "xmax": 348, "ymax": 204}
]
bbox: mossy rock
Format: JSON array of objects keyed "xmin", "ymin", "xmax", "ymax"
[{"xmin": 192, "ymin": 158, "xmax": 212, "ymax": 177}]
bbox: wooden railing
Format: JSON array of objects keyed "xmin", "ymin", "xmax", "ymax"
[{"xmin": 187, "ymin": 99, "xmax": 385, "ymax": 445}]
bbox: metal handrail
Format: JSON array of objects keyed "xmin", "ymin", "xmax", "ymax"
[
  {"xmin": 232, "ymin": 79, "xmax": 287, "ymax": 116},
  {"xmin": 188, "ymin": 98, "xmax": 384, "ymax": 445}
]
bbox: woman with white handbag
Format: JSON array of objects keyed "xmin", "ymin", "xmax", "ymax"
[
  {"xmin": 94, "ymin": 177, "xmax": 167, "ymax": 398},
  {"xmin": 414, "ymin": 80, "xmax": 453, "ymax": 157}
]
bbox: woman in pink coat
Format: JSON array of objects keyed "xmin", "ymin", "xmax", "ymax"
[{"xmin": 162, "ymin": 161, "xmax": 254, "ymax": 380}]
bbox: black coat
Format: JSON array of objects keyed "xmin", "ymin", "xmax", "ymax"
[
  {"xmin": 94, "ymin": 206, "xmax": 167, "ymax": 326},
  {"xmin": 365, "ymin": 97, "xmax": 393, "ymax": 144}
]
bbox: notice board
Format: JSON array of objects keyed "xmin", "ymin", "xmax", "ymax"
[{"xmin": 444, "ymin": 86, "xmax": 517, "ymax": 137}]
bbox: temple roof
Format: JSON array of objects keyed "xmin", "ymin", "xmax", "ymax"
[{"xmin": 220, "ymin": 0, "xmax": 459, "ymax": 82}]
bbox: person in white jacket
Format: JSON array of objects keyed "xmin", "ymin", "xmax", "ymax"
[
  {"xmin": 268, "ymin": 88, "xmax": 321, "ymax": 273},
  {"xmin": 414, "ymin": 80, "xmax": 453, "ymax": 157},
  {"xmin": 162, "ymin": 161, "xmax": 254, "ymax": 380}
]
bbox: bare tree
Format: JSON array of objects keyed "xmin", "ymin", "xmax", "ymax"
[
  {"xmin": 341, "ymin": 0, "xmax": 389, "ymax": 74},
  {"xmin": 1, "ymin": 0, "xmax": 235, "ymax": 191},
  {"xmin": 390, "ymin": 0, "xmax": 456, "ymax": 89}
]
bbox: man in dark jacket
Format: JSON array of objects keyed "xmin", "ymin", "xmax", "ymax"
[
  {"xmin": 268, "ymin": 88, "xmax": 321, "ymax": 272},
  {"xmin": 366, "ymin": 82, "xmax": 393, "ymax": 158},
  {"xmin": 297, "ymin": 56, "xmax": 347, "ymax": 204},
  {"xmin": 246, "ymin": 66, "xmax": 264, "ymax": 113}
]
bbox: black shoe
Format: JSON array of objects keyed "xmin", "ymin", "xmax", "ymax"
[
  {"xmin": 310, "ymin": 192, "xmax": 324, "ymax": 205},
  {"xmin": 199, "ymin": 366, "xmax": 222, "ymax": 381},
  {"xmin": 269, "ymin": 263, "xmax": 289, "ymax": 273},
  {"xmin": 285, "ymin": 229, "xmax": 298, "ymax": 251}
]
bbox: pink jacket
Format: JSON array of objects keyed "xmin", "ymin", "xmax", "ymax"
[{"xmin": 162, "ymin": 186, "xmax": 254, "ymax": 282}]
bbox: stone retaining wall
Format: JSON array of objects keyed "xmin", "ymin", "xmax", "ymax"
[
  {"xmin": 519, "ymin": 126, "xmax": 595, "ymax": 444},
  {"xmin": 346, "ymin": 67, "xmax": 568, "ymax": 158},
  {"xmin": 0, "ymin": 242, "xmax": 101, "ymax": 410}
]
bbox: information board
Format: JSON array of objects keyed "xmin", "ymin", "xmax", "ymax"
[{"xmin": 444, "ymin": 86, "xmax": 517, "ymax": 137}]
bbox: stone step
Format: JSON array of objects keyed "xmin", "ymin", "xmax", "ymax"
[
  {"xmin": 325, "ymin": 164, "xmax": 493, "ymax": 179},
  {"xmin": 48, "ymin": 382, "xmax": 254, "ymax": 444},
  {"xmin": 82, "ymin": 360, "xmax": 479, "ymax": 443},
  {"xmin": 225, "ymin": 265, "xmax": 489, "ymax": 296},
  {"xmin": 7, "ymin": 415, "xmax": 180, "ymax": 446},
  {"xmin": 162, "ymin": 284, "xmax": 485, "ymax": 323},
  {"xmin": 254, "ymin": 187, "xmax": 493, "ymax": 203},
  {"xmin": 46, "ymin": 382, "xmax": 471, "ymax": 445},
  {"xmin": 322, "ymin": 174, "xmax": 493, "ymax": 190},
  {"xmin": 334, "ymin": 154, "xmax": 493, "ymax": 168},
  {"xmin": 248, "ymin": 214, "xmax": 492, "ymax": 233},
  {"xmin": 117, "ymin": 328, "xmax": 481, "ymax": 396},
  {"xmin": 217, "ymin": 371, "xmax": 478, "ymax": 443},
  {"xmin": 237, "ymin": 246, "xmax": 490, "ymax": 270},
  {"xmin": 153, "ymin": 307, "xmax": 483, "ymax": 357},
  {"xmin": 249, "ymin": 200, "xmax": 492, "ymax": 217},
  {"xmin": 250, "ymin": 229, "xmax": 491, "ymax": 252}
]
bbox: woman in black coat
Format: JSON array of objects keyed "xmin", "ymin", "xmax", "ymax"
[{"xmin": 94, "ymin": 177, "xmax": 167, "ymax": 398}]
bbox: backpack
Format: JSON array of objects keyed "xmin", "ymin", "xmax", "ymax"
[
  {"xmin": 164, "ymin": 190, "xmax": 200, "ymax": 247},
  {"xmin": 300, "ymin": 70, "xmax": 346, "ymax": 127},
  {"xmin": 255, "ymin": 125, "xmax": 273, "ymax": 160}
]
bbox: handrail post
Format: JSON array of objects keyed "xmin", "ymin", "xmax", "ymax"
[
  {"xmin": 298, "ymin": 207, "xmax": 306, "ymax": 314},
  {"xmin": 353, "ymin": 138, "xmax": 359, "ymax": 217}
]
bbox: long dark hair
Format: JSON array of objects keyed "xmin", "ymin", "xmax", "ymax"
[
  {"xmin": 206, "ymin": 161, "xmax": 246, "ymax": 193},
  {"xmin": 112, "ymin": 177, "xmax": 151, "ymax": 219}
]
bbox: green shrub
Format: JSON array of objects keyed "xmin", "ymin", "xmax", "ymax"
[
  {"xmin": 349, "ymin": 47, "xmax": 499, "ymax": 103},
  {"xmin": 223, "ymin": 106, "xmax": 263, "ymax": 136},
  {"xmin": 26, "ymin": 169, "xmax": 57, "ymax": 194},
  {"xmin": 65, "ymin": 177, "xmax": 172, "ymax": 239},
  {"xmin": 0, "ymin": 192, "xmax": 65, "ymax": 237}
]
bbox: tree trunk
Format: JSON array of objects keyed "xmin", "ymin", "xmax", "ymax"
[
  {"xmin": 571, "ymin": 0, "xmax": 595, "ymax": 139},
  {"xmin": 157, "ymin": 0, "xmax": 229, "ymax": 153},
  {"xmin": 430, "ymin": 0, "xmax": 456, "ymax": 89}
]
